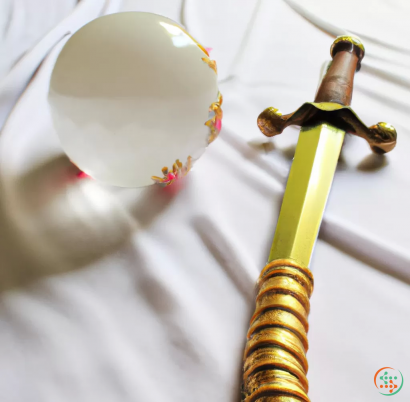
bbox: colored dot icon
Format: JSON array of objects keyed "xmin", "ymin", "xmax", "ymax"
[{"xmin": 375, "ymin": 368, "xmax": 403, "ymax": 396}]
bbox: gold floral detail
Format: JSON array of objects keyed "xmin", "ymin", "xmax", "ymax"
[
  {"xmin": 152, "ymin": 156, "xmax": 193, "ymax": 187},
  {"xmin": 205, "ymin": 91, "xmax": 223, "ymax": 144},
  {"xmin": 202, "ymin": 57, "xmax": 218, "ymax": 74}
]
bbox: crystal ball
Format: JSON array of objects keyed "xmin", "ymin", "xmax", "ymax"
[{"xmin": 48, "ymin": 12, "xmax": 221, "ymax": 187}]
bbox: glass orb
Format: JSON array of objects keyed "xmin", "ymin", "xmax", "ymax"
[{"xmin": 49, "ymin": 12, "xmax": 221, "ymax": 187}]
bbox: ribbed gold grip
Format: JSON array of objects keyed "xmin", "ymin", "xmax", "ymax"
[{"xmin": 241, "ymin": 259, "xmax": 314, "ymax": 402}]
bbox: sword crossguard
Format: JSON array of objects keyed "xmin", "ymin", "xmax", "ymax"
[{"xmin": 257, "ymin": 36, "xmax": 397, "ymax": 154}]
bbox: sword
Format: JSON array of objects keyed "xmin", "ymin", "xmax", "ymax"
[{"xmin": 241, "ymin": 36, "xmax": 397, "ymax": 402}]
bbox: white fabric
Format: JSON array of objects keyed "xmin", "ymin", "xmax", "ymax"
[{"xmin": 0, "ymin": 1, "xmax": 409, "ymax": 401}]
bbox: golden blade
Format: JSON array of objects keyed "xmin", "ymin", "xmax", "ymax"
[{"xmin": 268, "ymin": 122, "xmax": 345, "ymax": 267}]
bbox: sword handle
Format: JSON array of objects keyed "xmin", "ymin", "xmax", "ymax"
[
  {"xmin": 314, "ymin": 36, "xmax": 365, "ymax": 106},
  {"xmin": 241, "ymin": 260, "xmax": 314, "ymax": 402}
]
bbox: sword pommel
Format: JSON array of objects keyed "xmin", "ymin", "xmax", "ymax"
[
  {"xmin": 315, "ymin": 36, "xmax": 364, "ymax": 106},
  {"xmin": 257, "ymin": 36, "xmax": 397, "ymax": 154},
  {"xmin": 330, "ymin": 36, "xmax": 365, "ymax": 69}
]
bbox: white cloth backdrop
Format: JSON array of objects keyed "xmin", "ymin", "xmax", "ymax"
[{"xmin": 0, "ymin": 0, "xmax": 409, "ymax": 401}]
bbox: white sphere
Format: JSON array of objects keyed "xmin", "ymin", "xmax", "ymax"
[{"xmin": 48, "ymin": 12, "xmax": 221, "ymax": 187}]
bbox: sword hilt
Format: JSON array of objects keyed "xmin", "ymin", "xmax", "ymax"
[
  {"xmin": 257, "ymin": 36, "xmax": 397, "ymax": 154},
  {"xmin": 315, "ymin": 36, "xmax": 364, "ymax": 106},
  {"xmin": 241, "ymin": 259, "xmax": 313, "ymax": 402}
]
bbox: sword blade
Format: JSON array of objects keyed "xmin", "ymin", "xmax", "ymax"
[{"xmin": 269, "ymin": 122, "xmax": 345, "ymax": 267}]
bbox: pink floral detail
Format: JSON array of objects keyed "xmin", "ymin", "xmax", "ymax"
[{"xmin": 77, "ymin": 171, "xmax": 91, "ymax": 179}]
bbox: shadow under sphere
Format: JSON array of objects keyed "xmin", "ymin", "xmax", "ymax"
[{"xmin": 0, "ymin": 155, "xmax": 135, "ymax": 292}]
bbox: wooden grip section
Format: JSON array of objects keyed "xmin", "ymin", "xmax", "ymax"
[
  {"xmin": 314, "ymin": 36, "xmax": 365, "ymax": 106},
  {"xmin": 241, "ymin": 259, "xmax": 314, "ymax": 402}
]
